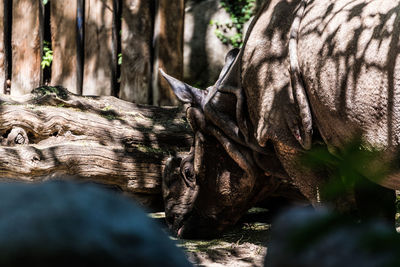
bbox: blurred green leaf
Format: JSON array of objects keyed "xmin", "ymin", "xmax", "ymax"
[
  {"xmin": 41, "ymin": 41, "xmax": 53, "ymax": 69},
  {"xmin": 211, "ymin": 0, "xmax": 255, "ymax": 47},
  {"xmin": 118, "ymin": 53, "xmax": 122, "ymax": 65},
  {"xmin": 302, "ymin": 137, "xmax": 390, "ymax": 200}
]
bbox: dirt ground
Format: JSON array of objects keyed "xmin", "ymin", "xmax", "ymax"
[
  {"xmin": 150, "ymin": 208, "xmax": 400, "ymax": 267},
  {"xmin": 150, "ymin": 208, "xmax": 271, "ymax": 267}
]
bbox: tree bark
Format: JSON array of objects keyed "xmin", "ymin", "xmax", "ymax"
[{"xmin": 0, "ymin": 86, "xmax": 192, "ymax": 209}]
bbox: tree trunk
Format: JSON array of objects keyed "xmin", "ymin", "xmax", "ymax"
[{"xmin": 0, "ymin": 86, "xmax": 192, "ymax": 210}]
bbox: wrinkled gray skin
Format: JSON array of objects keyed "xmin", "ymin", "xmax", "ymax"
[
  {"xmin": 162, "ymin": 0, "xmax": 400, "ymax": 238},
  {"xmin": 162, "ymin": 132, "xmax": 306, "ymax": 238}
]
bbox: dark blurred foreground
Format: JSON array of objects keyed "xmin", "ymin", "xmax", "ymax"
[
  {"xmin": 266, "ymin": 207, "xmax": 400, "ymax": 267},
  {"xmin": 0, "ymin": 181, "xmax": 192, "ymax": 267}
]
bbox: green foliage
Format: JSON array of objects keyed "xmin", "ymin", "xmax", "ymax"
[
  {"xmin": 42, "ymin": 0, "xmax": 49, "ymax": 5},
  {"xmin": 102, "ymin": 105, "xmax": 113, "ymax": 112},
  {"xmin": 41, "ymin": 41, "xmax": 53, "ymax": 69},
  {"xmin": 302, "ymin": 138, "xmax": 389, "ymax": 200},
  {"xmin": 118, "ymin": 53, "xmax": 122, "ymax": 65},
  {"xmin": 210, "ymin": 0, "xmax": 256, "ymax": 47}
]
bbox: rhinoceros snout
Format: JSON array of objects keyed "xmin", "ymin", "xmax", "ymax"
[{"xmin": 176, "ymin": 213, "xmax": 222, "ymax": 239}]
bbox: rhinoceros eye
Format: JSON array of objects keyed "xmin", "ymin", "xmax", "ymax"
[
  {"xmin": 181, "ymin": 164, "xmax": 195, "ymax": 188},
  {"xmin": 184, "ymin": 167, "xmax": 194, "ymax": 181}
]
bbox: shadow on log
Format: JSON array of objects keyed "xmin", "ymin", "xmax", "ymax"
[{"xmin": 0, "ymin": 86, "xmax": 192, "ymax": 210}]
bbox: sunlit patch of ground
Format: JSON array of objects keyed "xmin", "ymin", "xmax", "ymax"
[
  {"xmin": 149, "ymin": 206, "xmax": 400, "ymax": 266},
  {"xmin": 150, "ymin": 208, "xmax": 271, "ymax": 267}
]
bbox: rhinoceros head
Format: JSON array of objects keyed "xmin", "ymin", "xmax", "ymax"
[
  {"xmin": 162, "ymin": 133, "xmax": 252, "ymax": 238},
  {"xmin": 160, "ymin": 49, "xmax": 300, "ymax": 238}
]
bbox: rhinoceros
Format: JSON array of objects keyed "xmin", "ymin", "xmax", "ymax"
[{"xmin": 161, "ymin": 0, "xmax": 399, "ymax": 238}]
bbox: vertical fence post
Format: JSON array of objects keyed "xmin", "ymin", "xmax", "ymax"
[
  {"xmin": 39, "ymin": 0, "xmax": 45, "ymax": 85},
  {"xmin": 76, "ymin": 0, "xmax": 85, "ymax": 95},
  {"xmin": 3, "ymin": 0, "xmax": 12, "ymax": 94},
  {"xmin": 82, "ymin": 0, "xmax": 114, "ymax": 96},
  {"xmin": 50, "ymin": 0, "xmax": 79, "ymax": 94},
  {"xmin": 152, "ymin": 0, "xmax": 184, "ymax": 106},
  {"xmin": 11, "ymin": 0, "xmax": 41, "ymax": 96},
  {"xmin": 0, "ymin": 1, "xmax": 6, "ymax": 93},
  {"xmin": 119, "ymin": 0, "xmax": 153, "ymax": 104},
  {"xmin": 111, "ymin": 0, "xmax": 121, "ymax": 97}
]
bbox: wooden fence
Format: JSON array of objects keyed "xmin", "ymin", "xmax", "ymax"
[{"xmin": 0, "ymin": 0, "xmax": 183, "ymax": 105}]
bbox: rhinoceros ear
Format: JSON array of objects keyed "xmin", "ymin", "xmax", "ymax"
[{"xmin": 159, "ymin": 69, "xmax": 204, "ymax": 106}]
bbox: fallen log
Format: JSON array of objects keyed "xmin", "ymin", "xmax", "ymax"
[{"xmin": 0, "ymin": 86, "xmax": 192, "ymax": 209}]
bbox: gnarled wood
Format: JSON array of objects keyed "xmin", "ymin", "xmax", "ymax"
[{"xmin": 0, "ymin": 87, "xmax": 192, "ymax": 209}]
